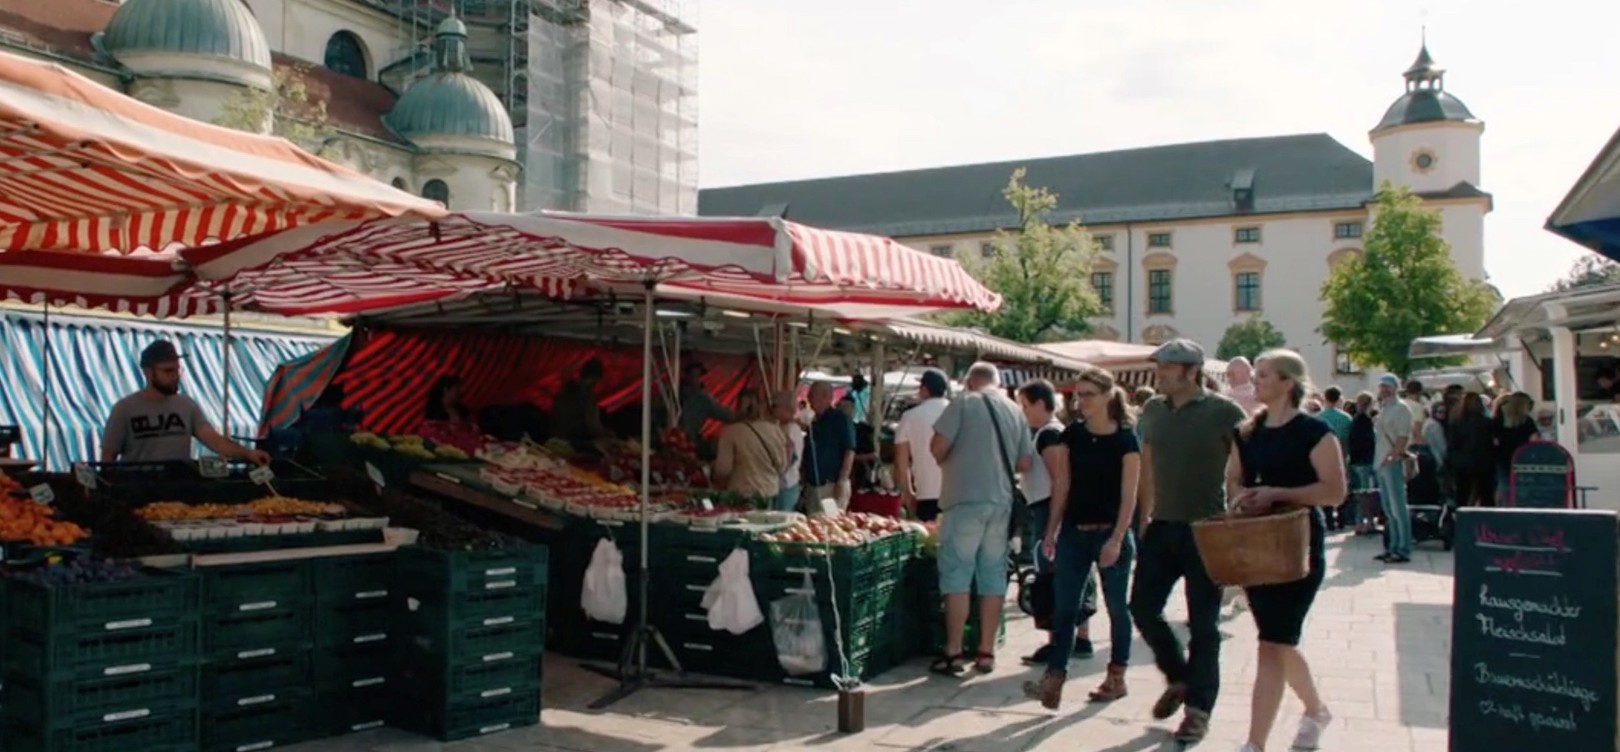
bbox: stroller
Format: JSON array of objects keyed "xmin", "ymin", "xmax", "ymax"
[{"xmin": 1403, "ymin": 445, "xmax": 1457, "ymax": 550}]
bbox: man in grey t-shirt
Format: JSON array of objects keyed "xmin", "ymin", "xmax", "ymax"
[{"xmin": 100, "ymin": 340, "xmax": 269, "ymax": 465}]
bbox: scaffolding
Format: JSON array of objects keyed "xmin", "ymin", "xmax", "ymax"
[{"xmin": 378, "ymin": 0, "xmax": 699, "ymax": 216}]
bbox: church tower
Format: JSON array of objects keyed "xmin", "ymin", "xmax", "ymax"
[{"xmin": 1369, "ymin": 39, "xmax": 1489, "ymax": 280}]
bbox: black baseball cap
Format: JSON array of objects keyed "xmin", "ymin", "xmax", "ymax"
[
  {"xmin": 140, "ymin": 340, "xmax": 184, "ymax": 368},
  {"xmin": 919, "ymin": 368, "xmax": 949, "ymax": 397}
]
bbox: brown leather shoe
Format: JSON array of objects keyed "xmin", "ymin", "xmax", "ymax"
[
  {"xmin": 1173, "ymin": 708, "xmax": 1210, "ymax": 744},
  {"xmin": 1021, "ymin": 669, "xmax": 1065, "ymax": 710},
  {"xmin": 1088, "ymin": 663, "xmax": 1128, "ymax": 702},
  {"xmin": 1151, "ymin": 682, "xmax": 1186, "ymax": 720}
]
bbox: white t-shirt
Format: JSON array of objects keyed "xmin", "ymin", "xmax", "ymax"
[
  {"xmin": 895, "ymin": 397, "xmax": 948, "ymax": 499},
  {"xmin": 780, "ymin": 421, "xmax": 805, "ymax": 489}
]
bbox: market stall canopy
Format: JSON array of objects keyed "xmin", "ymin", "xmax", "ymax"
[
  {"xmin": 186, "ymin": 212, "xmax": 1002, "ymax": 313},
  {"xmin": 1407, "ymin": 333, "xmax": 1504, "ymax": 360},
  {"xmin": 1037, "ymin": 340, "xmax": 1159, "ymax": 366},
  {"xmin": 1478, "ymin": 282, "xmax": 1620, "ymax": 339},
  {"xmin": 0, "ymin": 50, "xmax": 443, "ymax": 255},
  {"xmin": 1547, "ymin": 124, "xmax": 1620, "ymax": 260},
  {"xmin": 854, "ymin": 318, "xmax": 1091, "ymax": 373}
]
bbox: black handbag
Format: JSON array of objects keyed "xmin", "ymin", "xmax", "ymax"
[{"xmin": 1030, "ymin": 570, "xmax": 1056, "ymax": 629}]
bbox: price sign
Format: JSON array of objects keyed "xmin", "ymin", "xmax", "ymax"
[
  {"xmin": 198, "ymin": 457, "xmax": 228, "ymax": 478},
  {"xmin": 72, "ymin": 462, "xmax": 96, "ymax": 490},
  {"xmin": 248, "ymin": 466, "xmax": 275, "ymax": 486},
  {"xmin": 699, "ymin": 498, "xmax": 714, "ymax": 513},
  {"xmin": 365, "ymin": 463, "xmax": 385, "ymax": 489},
  {"xmin": 29, "ymin": 484, "xmax": 55, "ymax": 505},
  {"xmin": 819, "ymin": 497, "xmax": 841, "ymax": 517}
]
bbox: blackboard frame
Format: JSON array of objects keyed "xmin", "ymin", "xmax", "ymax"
[
  {"xmin": 1507, "ymin": 440, "xmax": 1576, "ymax": 509},
  {"xmin": 1449, "ymin": 508, "xmax": 1618, "ymax": 752}
]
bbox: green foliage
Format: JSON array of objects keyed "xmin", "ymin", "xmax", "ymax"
[
  {"xmin": 1216, "ymin": 316, "xmax": 1288, "ymax": 363},
  {"xmin": 214, "ymin": 65, "xmax": 333, "ymax": 147},
  {"xmin": 945, "ymin": 169, "xmax": 1104, "ymax": 343},
  {"xmin": 1319, "ymin": 182, "xmax": 1496, "ymax": 378},
  {"xmin": 1549, "ymin": 254, "xmax": 1620, "ymax": 292}
]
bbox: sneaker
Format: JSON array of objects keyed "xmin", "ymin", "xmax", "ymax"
[
  {"xmin": 1374, "ymin": 553, "xmax": 1391, "ymax": 562},
  {"xmin": 1386, "ymin": 554, "xmax": 1411, "ymax": 564},
  {"xmin": 1173, "ymin": 708, "xmax": 1210, "ymax": 744},
  {"xmin": 1072, "ymin": 638, "xmax": 1094, "ymax": 659},
  {"xmin": 1291, "ymin": 708, "xmax": 1333, "ymax": 749},
  {"xmin": 1151, "ymin": 684, "xmax": 1186, "ymax": 720},
  {"xmin": 1021, "ymin": 644, "xmax": 1053, "ymax": 666}
]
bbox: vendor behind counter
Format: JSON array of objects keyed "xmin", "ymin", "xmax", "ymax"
[{"xmin": 101, "ymin": 340, "xmax": 269, "ymax": 466}]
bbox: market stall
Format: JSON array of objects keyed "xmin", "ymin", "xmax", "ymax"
[{"xmin": 1037, "ymin": 338, "xmax": 1229, "ymax": 389}]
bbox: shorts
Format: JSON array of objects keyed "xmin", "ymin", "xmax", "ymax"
[
  {"xmin": 936, "ymin": 501, "xmax": 1012, "ymax": 598},
  {"xmin": 1244, "ymin": 513, "xmax": 1327, "ymax": 646}
]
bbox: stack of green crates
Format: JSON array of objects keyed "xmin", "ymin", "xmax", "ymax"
[
  {"xmin": 393, "ymin": 544, "xmax": 548, "ymax": 742},
  {"xmin": 903, "ymin": 556, "xmax": 1007, "ymax": 656},
  {"xmin": 312, "ymin": 554, "xmax": 397, "ymax": 736},
  {"xmin": 648, "ymin": 526, "xmax": 774, "ymax": 676},
  {"xmin": 746, "ymin": 532, "xmax": 914, "ymax": 688},
  {"xmin": 544, "ymin": 519, "xmax": 640, "ymax": 663},
  {"xmin": 199, "ymin": 560, "xmax": 315, "ymax": 752},
  {"xmin": 2, "ymin": 567, "xmax": 201, "ymax": 752}
]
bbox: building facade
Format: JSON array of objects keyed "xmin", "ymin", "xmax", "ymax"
[
  {"xmin": 0, "ymin": 0, "xmax": 697, "ymax": 215},
  {"xmin": 699, "ymin": 45, "xmax": 1490, "ymax": 392}
]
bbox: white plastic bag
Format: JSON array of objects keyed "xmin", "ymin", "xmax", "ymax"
[
  {"xmin": 769, "ymin": 572, "xmax": 827, "ymax": 675},
  {"xmin": 701, "ymin": 549, "xmax": 765, "ymax": 635},
  {"xmin": 581, "ymin": 538, "xmax": 627, "ymax": 624}
]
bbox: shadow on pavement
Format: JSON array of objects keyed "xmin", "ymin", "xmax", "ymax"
[{"xmin": 1394, "ymin": 602, "xmax": 1451, "ymax": 729}]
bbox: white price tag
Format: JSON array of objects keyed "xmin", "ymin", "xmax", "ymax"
[
  {"xmin": 819, "ymin": 497, "xmax": 840, "ymax": 517},
  {"xmin": 72, "ymin": 462, "xmax": 96, "ymax": 490},
  {"xmin": 248, "ymin": 466, "xmax": 275, "ymax": 485},
  {"xmin": 365, "ymin": 462, "xmax": 385, "ymax": 488},
  {"xmin": 29, "ymin": 484, "xmax": 55, "ymax": 505},
  {"xmin": 700, "ymin": 498, "xmax": 714, "ymax": 512},
  {"xmin": 198, "ymin": 457, "xmax": 228, "ymax": 478}
]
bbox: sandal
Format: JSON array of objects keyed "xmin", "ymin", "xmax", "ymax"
[
  {"xmin": 929, "ymin": 653, "xmax": 968, "ymax": 677},
  {"xmin": 973, "ymin": 654, "xmax": 995, "ymax": 673}
]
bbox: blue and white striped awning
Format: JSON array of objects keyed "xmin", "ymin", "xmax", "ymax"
[{"xmin": 0, "ymin": 310, "xmax": 335, "ymax": 470}]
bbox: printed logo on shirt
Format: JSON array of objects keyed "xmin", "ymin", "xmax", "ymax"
[{"xmin": 130, "ymin": 413, "xmax": 188, "ymax": 440}]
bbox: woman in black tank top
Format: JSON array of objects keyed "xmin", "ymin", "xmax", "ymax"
[{"xmin": 1225, "ymin": 351, "xmax": 1347, "ymax": 752}]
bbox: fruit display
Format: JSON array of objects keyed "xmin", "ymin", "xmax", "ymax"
[
  {"xmin": 132, "ymin": 496, "xmax": 383, "ymax": 541},
  {"xmin": 754, "ymin": 512, "xmax": 922, "ymax": 547},
  {"xmin": 6, "ymin": 557, "xmax": 140, "ymax": 585},
  {"xmin": 0, "ymin": 471, "xmax": 21, "ymax": 496},
  {"xmin": 0, "ymin": 495, "xmax": 89, "ymax": 547},
  {"xmin": 367, "ymin": 489, "xmax": 524, "ymax": 551},
  {"xmin": 661, "ymin": 427, "xmax": 697, "ymax": 456},
  {"xmin": 50, "ymin": 492, "xmax": 181, "ymax": 559},
  {"xmin": 350, "ymin": 431, "xmax": 464, "ymax": 459},
  {"xmin": 390, "ymin": 434, "xmax": 435, "ymax": 460}
]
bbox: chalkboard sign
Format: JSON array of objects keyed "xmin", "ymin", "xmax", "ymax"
[
  {"xmin": 1508, "ymin": 441, "xmax": 1575, "ymax": 509},
  {"xmin": 1450, "ymin": 508, "xmax": 1618, "ymax": 752}
]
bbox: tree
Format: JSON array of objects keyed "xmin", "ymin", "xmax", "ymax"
[
  {"xmin": 945, "ymin": 169, "xmax": 1104, "ymax": 343},
  {"xmin": 214, "ymin": 65, "xmax": 333, "ymax": 148},
  {"xmin": 1217, "ymin": 316, "xmax": 1287, "ymax": 363},
  {"xmin": 1549, "ymin": 254, "xmax": 1620, "ymax": 292},
  {"xmin": 1319, "ymin": 182, "xmax": 1497, "ymax": 378}
]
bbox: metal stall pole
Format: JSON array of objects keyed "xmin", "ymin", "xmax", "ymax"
[
  {"xmin": 38, "ymin": 303, "xmax": 52, "ymax": 469},
  {"xmin": 585, "ymin": 282, "xmax": 752, "ymax": 709},
  {"xmin": 220, "ymin": 292, "xmax": 233, "ymax": 442}
]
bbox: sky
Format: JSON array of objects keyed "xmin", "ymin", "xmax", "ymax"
[{"xmin": 694, "ymin": 0, "xmax": 1620, "ymax": 300}]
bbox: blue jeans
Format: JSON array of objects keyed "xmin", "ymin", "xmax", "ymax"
[
  {"xmin": 937, "ymin": 502, "xmax": 1011, "ymax": 597},
  {"xmin": 1048, "ymin": 526, "xmax": 1134, "ymax": 673},
  {"xmin": 1376, "ymin": 462, "xmax": 1412, "ymax": 556},
  {"xmin": 774, "ymin": 484, "xmax": 800, "ymax": 512},
  {"xmin": 1026, "ymin": 503, "xmax": 1097, "ymax": 620}
]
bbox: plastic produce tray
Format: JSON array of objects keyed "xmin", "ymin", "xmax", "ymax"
[
  {"xmin": 397, "ymin": 649, "xmax": 542, "ymax": 704},
  {"xmin": 202, "ymin": 608, "xmax": 312, "ymax": 660},
  {"xmin": 200, "ymin": 690, "xmax": 313, "ymax": 752},
  {"xmin": 396, "ymin": 544, "xmax": 548, "ymax": 594},
  {"xmin": 2, "ymin": 709, "xmax": 197, "ymax": 752},
  {"xmin": 202, "ymin": 649, "xmax": 312, "ymax": 705},
  {"xmin": 5, "ymin": 619, "xmax": 199, "ymax": 681},
  {"xmin": 201, "ymin": 560, "xmax": 311, "ymax": 613},
  {"xmin": 400, "ymin": 617, "xmax": 545, "ymax": 668},
  {"xmin": 393, "ymin": 688, "xmax": 541, "ymax": 742},
  {"xmin": 313, "ymin": 553, "xmax": 397, "ymax": 603},
  {"xmin": 401, "ymin": 585, "xmax": 546, "ymax": 632},
  {"xmin": 314, "ymin": 601, "xmax": 394, "ymax": 650},
  {"xmin": 2, "ymin": 665, "xmax": 198, "ymax": 730}
]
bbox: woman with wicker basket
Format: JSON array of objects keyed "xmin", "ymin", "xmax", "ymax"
[
  {"xmin": 1021, "ymin": 368, "xmax": 1141, "ymax": 709},
  {"xmin": 1219, "ymin": 350, "xmax": 1345, "ymax": 752}
]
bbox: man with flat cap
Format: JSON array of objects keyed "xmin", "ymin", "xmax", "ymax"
[
  {"xmin": 1129, "ymin": 338, "xmax": 1246, "ymax": 744},
  {"xmin": 101, "ymin": 340, "xmax": 270, "ymax": 465}
]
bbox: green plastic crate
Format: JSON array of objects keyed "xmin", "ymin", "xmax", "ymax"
[
  {"xmin": 313, "ymin": 554, "xmax": 398, "ymax": 604},
  {"xmin": 4, "ymin": 569, "xmax": 198, "ymax": 638},
  {"xmin": 401, "ymin": 618, "xmax": 545, "ymax": 668},
  {"xmin": 2, "ymin": 709, "xmax": 197, "ymax": 752},
  {"xmin": 313, "ymin": 601, "xmax": 394, "ymax": 650},
  {"xmin": 396, "ymin": 544, "xmax": 548, "ymax": 594},
  {"xmin": 393, "ymin": 688, "xmax": 541, "ymax": 742},
  {"xmin": 2, "ymin": 665, "xmax": 199, "ymax": 730},
  {"xmin": 318, "ymin": 687, "xmax": 392, "ymax": 737},
  {"xmin": 397, "ymin": 650, "xmax": 541, "ymax": 703},
  {"xmin": 200, "ymin": 690, "xmax": 313, "ymax": 752},
  {"xmin": 5, "ymin": 619, "xmax": 199, "ymax": 681},
  {"xmin": 202, "ymin": 608, "xmax": 312, "ymax": 660},
  {"xmin": 201, "ymin": 650, "xmax": 312, "ymax": 706},
  {"xmin": 201, "ymin": 561, "xmax": 311, "ymax": 614},
  {"xmin": 400, "ymin": 585, "xmax": 546, "ymax": 633},
  {"xmin": 312, "ymin": 643, "xmax": 393, "ymax": 693}
]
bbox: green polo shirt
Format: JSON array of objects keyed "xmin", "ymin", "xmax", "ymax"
[{"xmin": 1138, "ymin": 389, "xmax": 1247, "ymax": 523}]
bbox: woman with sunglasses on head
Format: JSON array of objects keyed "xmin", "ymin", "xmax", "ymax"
[
  {"xmin": 1023, "ymin": 367, "xmax": 1140, "ymax": 708},
  {"xmin": 1226, "ymin": 350, "xmax": 1345, "ymax": 752}
]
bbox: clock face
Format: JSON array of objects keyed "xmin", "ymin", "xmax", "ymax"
[{"xmin": 1411, "ymin": 150, "xmax": 1438, "ymax": 173}]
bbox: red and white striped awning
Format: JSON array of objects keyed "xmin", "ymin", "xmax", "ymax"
[
  {"xmin": 185, "ymin": 212, "xmax": 1002, "ymax": 314},
  {"xmin": 0, "ymin": 49, "xmax": 443, "ymax": 255}
]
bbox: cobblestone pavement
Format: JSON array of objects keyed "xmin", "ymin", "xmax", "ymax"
[{"xmin": 294, "ymin": 531, "xmax": 1454, "ymax": 751}]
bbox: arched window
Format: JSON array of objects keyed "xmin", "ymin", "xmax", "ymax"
[
  {"xmin": 421, "ymin": 180, "xmax": 450, "ymax": 205},
  {"xmin": 324, "ymin": 31, "xmax": 368, "ymax": 79},
  {"xmin": 390, "ymin": 177, "xmax": 408, "ymax": 191}
]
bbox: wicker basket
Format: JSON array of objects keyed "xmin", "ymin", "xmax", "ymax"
[{"xmin": 1192, "ymin": 507, "xmax": 1311, "ymax": 587}]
